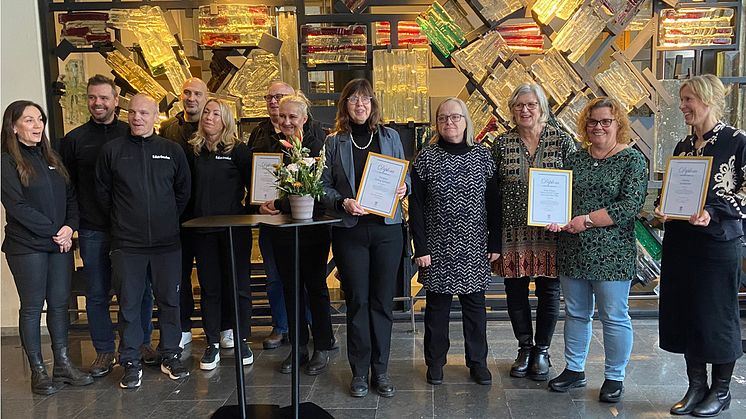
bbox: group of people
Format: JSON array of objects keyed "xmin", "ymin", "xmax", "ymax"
[{"xmin": 2, "ymin": 73, "xmax": 743, "ymax": 416}]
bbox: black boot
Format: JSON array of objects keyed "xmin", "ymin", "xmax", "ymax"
[
  {"xmin": 28, "ymin": 352, "xmax": 62, "ymax": 395},
  {"xmin": 528, "ymin": 345, "xmax": 551, "ymax": 381},
  {"xmin": 280, "ymin": 347, "xmax": 309, "ymax": 374},
  {"xmin": 305, "ymin": 350, "xmax": 329, "ymax": 376},
  {"xmin": 692, "ymin": 362, "xmax": 734, "ymax": 417},
  {"xmin": 52, "ymin": 347, "xmax": 94, "ymax": 386},
  {"xmin": 510, "ymin": 346, "xmax": 533, "ymax": 378},
  {"xmin": 670, "ymin": 359, "xmax": 708, "ymax": 415}
]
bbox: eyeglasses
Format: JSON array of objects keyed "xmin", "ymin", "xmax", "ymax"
[
  {"xmin": 436, "ymin": 114, "xmax": 464, "ymax": 124},
  {"xmin": 347, "ymin": 96, "xmax": 373, "ymax": 105},
  {"xmin": 586, "ymin": 118, "xmax": 616, "ymax": 128},
  {"xmin": 264, "ymin": 94, "xmax": 286, "ymax": 102},
  {"xmin": 512, "ymin": 102, "xmax": 539, "ymax": 111}
]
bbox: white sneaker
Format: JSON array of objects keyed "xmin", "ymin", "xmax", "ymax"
[
  {"xmin": 179, "ymin": 331, "xmax": 192, "ymax": 348},
  {"xmin": 220, "ymin": 329, "xmax": 234, "ymax": 349}
]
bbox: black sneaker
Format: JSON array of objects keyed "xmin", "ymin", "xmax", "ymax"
[
  {"xmin": 239, "ymin": 340, "xmax": 254, "ymax": 366},
  {"xmin": 161, "ymin": 355, "xmax": 190, "ymax": 380},
  {"xmin": 119, "ymin": 361, "xmax": 142, "ymax": 389},
  {"xmin": 200, "ymin": 343, "xmax": 221, "ymax": 371}
]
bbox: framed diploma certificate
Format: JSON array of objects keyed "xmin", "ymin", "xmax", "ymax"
[
  {"xmin": 355, "ymin": 152, "xmax": 409, "ymax": 219},
  {"xmin": 527, "ymin": 168, "xmax": 573, "ymax": 227},
  {"xmin": 659, "ymin": 156, "xmax": 712, "ymax": 220},
  {"xmin": 250, "ymin": 153, "xmax": 283, "ymax": 205}
]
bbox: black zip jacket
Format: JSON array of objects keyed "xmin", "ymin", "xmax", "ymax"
[
  {"xmin": 247, "ymin": 117, "xmax": 326, "ymax": 156},
  {"xmin": 160, "ymin": 111, "xmax": 198, "ymax": 220},
  {"xmin": 1, "ymin": 145, "xmax": 79, "ymax": 254},
  {"xmin": 190, "ymin": 141, "xmax": 252, "ymax": 230},
  {"xmin": 59, "ymin": 118, "xmax": 128, "ymax": 231},
  {"xmin": 95, "ymin": 132, "xmax": 191, "ymax": 252}
]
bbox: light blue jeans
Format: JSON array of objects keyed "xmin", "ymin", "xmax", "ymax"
[{"xmin": 559, "ymin": 276, "xmax": 632, "ymax": 381}]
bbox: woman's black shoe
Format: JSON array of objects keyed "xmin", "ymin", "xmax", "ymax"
[
  {"xmin": 548, "ymin": 368, "xmax": 586, "ymax": 392},
  {"xmin": 599, "ymin": 379, "xmax": 624, "ymax": 403},
  {"xmin": 279, "ymin": 350, "xmax": 309, "ymax": 374},
  {"xmin": 469, "ymin": 367, "xmax": 492, "ymax": 385},
  {"xmin": 304, "ymin": 350, "xmax": 329, "ymax": 376},
  {"xmin": 426, "ymin": 366, "xmax": 443, "ymax": 385},
  {"xmin": 510, "ymin": 346, "xmax": 532, "ymax": 378},
  {"xmin": 350, "ymin": 376, "xmax": 368, "ymax": 397},
  {"xmin": 671, "ymin": 361, "xmax": 708, "ymax": 415},
  {"xmin": 528, "ymin": 346, "xmax": 551, "ymax": 381},
  {"xmin": 52, "ymin": 347, "xmax": 94, "ymax": 386},
  {"xmin": 373, "ymin": 374, "xmax": 395, "ymax": 397},
  {"xmin": 31, "ymin": 365, "xmax": 63, "ymax": 395}
]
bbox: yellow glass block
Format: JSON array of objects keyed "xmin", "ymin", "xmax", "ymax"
[
  {"xmin": 594, "ymin": 60, "xmax": 648, "ymax": 111},
  {"xmin": 553, "ymin": 3, "xmax": 610, "ymax": 62},
  {"xmin": 529, "ymin": 49, "xmax": 584, "ymax": 106},
  {"xmin": 482, "ymin": 61, "xmax": 535, "ymax": 123},
  {"xmin": 108, "ymin": 6, "xmax": 191, "ymax": 94},
  {"xmin": 373, "ymin": 48, "xmax": 430, "ymax": 123},
  {"xmin": 472, "ymin": 0, "xmax": 524, "ymax": 23},
  {"xmin": 465, "ymin": 90, "xmax": 495, "ymax": 138},
  {"xmin": 105, "ymin": 50, "xmax": 168, "ymax": 102},
  {"xmin": 451, "ymin": 30, "xmax": 513, "ymax": 83},
  {"xmin": 532, "ymin": 0, "xmax": 584, "ymax": 24},
  {"xmin": 277, "ymin": 11, "xmax": 300, "ymax": 90},
  {"xmin": 225, "ymin": 50, "xmax": 280, "ymax": 118},
  {"xmin": 556, "ymin": 91, "xmax": 593, "ymax": 140}
]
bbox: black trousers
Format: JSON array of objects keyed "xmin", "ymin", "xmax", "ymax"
[
  {"xmin": 6, "ymin": 252, "xmax": 73, "ymax": 363},
  {"xmin": 424, "ymin": 291, "xmax": 488, "ymax": 369},
  {"xmin": 179, "ymin": 230, "xmax": 195, "ymax": 332},
  {"xmin": 112, "ymin": 248, "xmax": 182, "ymax": 364},
  {"xmin": 505, "ymin": 276, "xmax": 560, "ymax": 347},
  {"xmin": 272, "ymin": 225, "xmax": 333, "ymax": 350},
  {"xmin": 332, "ymin": 223, "xmax": 402, "ymax": 377},
  {"xmin": 193, "ymin": 228, "xmax": 253, "ymax": 344}
]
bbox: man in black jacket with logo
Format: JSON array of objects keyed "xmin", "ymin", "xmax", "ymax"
[
  {"xmin": 159, "ymin": 77, "xmax": 210, "ymax": 349},
  {"xmin": 59, "ymin": 75, "xmax": 157, "ymax": 378},
  {"xmin": 95, "ymin": 93, "xmax": 191, "ymax": 389}
]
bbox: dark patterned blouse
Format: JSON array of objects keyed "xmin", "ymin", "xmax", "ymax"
[
  {"xmin": 558, "ymin": 147, "xmax": 648, "ymax": 281},
  {"xmin": 665, "ymin": 122, "xmax": 746, "ymax": 241},
  {"xmin": 492, "ymin": 124, "xmax": 576, "ymax": 278}
]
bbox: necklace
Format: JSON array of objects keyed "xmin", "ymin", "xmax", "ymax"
[
  {"xmin": 591, "ymin": 144, "xmax": 618, "ymax": 167},
  {"xmin": 351, "ymin": 130, "xmax": 374, "ymax": 150}
]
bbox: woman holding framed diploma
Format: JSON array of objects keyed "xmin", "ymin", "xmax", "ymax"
[
  {"xmin": 258, "ymin": 93, "xmax": 335, "ymax": 377},
  {"xmin": 321, "ymin": 79, "xmax": 409, "ymax": 398},
  {"xmin": 546, "ymin": 97, "xmax": 647, "ymax": 403},
  {"xmin": 187, "ymin": 99, "xmax": 254, "ymax": 370},
  {"xmin": 409, "ymin": 98, "xmax": 500, "ymax": 386},
  {"xmin": 655, "ymin": 75, "xmax": 746, "ymax": 417},
  {"xmin": 492, "ymin": 83, "xmax": 576, "ymax": 381}
]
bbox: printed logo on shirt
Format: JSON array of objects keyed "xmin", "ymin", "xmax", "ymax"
[
  {"xmin": 48, "ymin": 166, "xmax": 56, "ymax": 170},
  {"xmin": 152, "ymin": 154, "xmax": 171, "ymax": 160},
  {"xmin": 215, "ymin": 155, "xmax": 232, "ymax": 160}
]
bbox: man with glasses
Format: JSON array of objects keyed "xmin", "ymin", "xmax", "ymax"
[{"xmin": 247, "ymin": 81, "xmax": 327, "ymax": 350}]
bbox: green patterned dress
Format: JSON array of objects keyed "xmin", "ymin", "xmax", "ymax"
[{"xmin": 558, "ymin": 147, "xmax": 648, "ymax": 281}]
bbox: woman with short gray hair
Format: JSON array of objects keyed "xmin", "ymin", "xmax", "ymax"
[{"xmin": 492, "ymin": 83, "xmax": 576, "ymax": 381}]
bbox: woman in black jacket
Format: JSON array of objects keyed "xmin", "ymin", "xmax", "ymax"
[
  {"xmin": 1, "ymin": 100, "xmax": 93, "ymax": 394},
  {"xmin": 188, "ymin": 99, "xmax": 254, "ymax": 370},
  {"xmin": 259, "ymin": 92, "xmax": 335, "ymax": 376}
]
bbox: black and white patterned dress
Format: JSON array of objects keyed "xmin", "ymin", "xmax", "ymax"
[{"xmin": 409, "ymin": 141, "xmax": 500, "ymax": 294}]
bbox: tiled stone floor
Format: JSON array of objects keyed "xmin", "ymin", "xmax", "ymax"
[{"xmin": 2, "ymin": 320, "xmax": 746, "ymax": 418}]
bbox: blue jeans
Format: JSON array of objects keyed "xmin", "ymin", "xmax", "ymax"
[
  {"xmin": 78, "ymin": 229, "xmax": 154, "ymax": 353},
  {"xmin": 559, "ymin": 276, "xmax": 633, "ymax": 381}
]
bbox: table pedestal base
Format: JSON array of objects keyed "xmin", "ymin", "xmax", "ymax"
[{"xmin": 211, "ymin": 402, "xmax": 334, "ymax": 418}]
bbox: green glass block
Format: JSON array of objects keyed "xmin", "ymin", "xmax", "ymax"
[{"xmin": 635, "ymin": 220, "xmax": 661, "ymax": 261}]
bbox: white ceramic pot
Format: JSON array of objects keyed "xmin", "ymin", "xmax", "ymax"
[{"xmin": 288, "ymin": 195, "xmax": 314, "ymax": 220}]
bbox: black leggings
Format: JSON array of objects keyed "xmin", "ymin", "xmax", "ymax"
[
  {"xmin": 505, "ymin": 276, "xmax": 561, "ymax": 347},
  {"xmin": 193, "ymin": 228, "xmax": 253, "ymax": 344},
  {"xmin": 6, "ymin": 252, "xmax": 73, "ymax": 363}
]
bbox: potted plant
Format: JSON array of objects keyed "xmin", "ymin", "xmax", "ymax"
[{"xmin": 272, "ymin": 134, "xmax": 326, "ymax": 220}]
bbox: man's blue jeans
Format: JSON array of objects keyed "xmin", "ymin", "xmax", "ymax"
[
  {"xmin": 559, "ymin": 276, "xmax": 633, "ymax": 381},
  {"xmin": 78, "ymin": 229, "xmax": 154, "ymax": 353}
]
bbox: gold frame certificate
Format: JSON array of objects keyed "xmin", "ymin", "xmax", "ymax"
[
  {"xmin": 250, "ymin": 153, "xmax": 283, "ymax": 205},
  {"xmin": 355, "ymin": 152, "xmax": 409, "ymax": 219},
  {"xmin": 527, "ymin": 168, "xmax": 573, "ymax": 227},
  {"xmin": 660, "ymin": 156, "xmax": 713, "ymax": 220}
]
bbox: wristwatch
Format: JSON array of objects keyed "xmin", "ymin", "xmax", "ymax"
[{"xmin": 584, "ymin": 214, "xmax": 595, "ymax": 229}]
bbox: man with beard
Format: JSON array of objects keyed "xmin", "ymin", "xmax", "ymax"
[
  {"xmin": 159, "ymin": 77, "xmax": 218, "ymax": 349},
  {"xmin": 59, "ymin": 75, "xmax": 157, "ymax": 377},
  {"xmin": 96, "ymin": 93, "xmax": 191, "ymax": 389}
]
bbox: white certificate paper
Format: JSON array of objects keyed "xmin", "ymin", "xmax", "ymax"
[
  {"xmin": 660, "ymin": 156, "xmax": 712, "ymax": 220},
  {"xmin": 250, "ymin": 153, "xmax": 283, "ymax": 205},
  {"xmin": 527, "ymin": 168, "xmax": 573, "ymax": 227},
  {"xmin": 355, "ymin": 152, "xmax": 409, "ymax": 219}
]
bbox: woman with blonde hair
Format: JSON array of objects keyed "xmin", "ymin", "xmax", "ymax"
[
  {"xmin": 188, "ymin": 99, "xmax": 254, "ymax": 370},
  {"xmin": 546, "ymin": 97, "xmax": 647, "ymax": 403},
  {"xmin": 259, "ymin": 92, "xmax": 336, "ymax": 377},
  {"xmin": 410, "ymin": 97, "xmax": 500, "ymax": 386},
  {"xmin": 656, "ymin": 75, "xmax": 746, "ymax": 417}
]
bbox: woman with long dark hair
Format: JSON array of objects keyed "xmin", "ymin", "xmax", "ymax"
[
  {"xmin": 321, "ymin": 79, "xmax": 409, "ymax": 398},
  {"xmin": 1, "ymin": 100, "xmax": 93, "ymax": 394}
]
